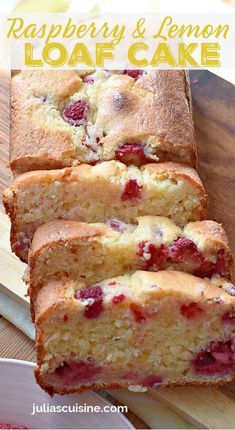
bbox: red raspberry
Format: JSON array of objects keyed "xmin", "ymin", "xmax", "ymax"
[
  {"xmin": 124, "ymin": 70, "xmax": 144, "ymax": 80},
  {"xmin": 75, "ymin": 285, "xmax": 103, "ymax": 319},
  {"xmin": 115, "ymin": 143, "xmax": 150, "ymax": 166},
  {"xmin": 107, "ymin": 281, "xmax": 118, "ymax": 286},
  {"xmin": 62, "ymin": 100, "xmax": 89, "ymax": 126},
  {"xmin": 55, "ymin": 360, "xmax": 101, "ymax": 384},
  {"xmin": 214, "ymin": 249, "xmax": 229, "ymax": 278},
  {"xmin": 141, "ymin": 375, "xmax": 163, "ymax": 387},
  {"xmin": 192, "ymin": 351, "xmax": 217, "ymax": 374},
  {"xmin": 192, "ymin": 339, "xmax": 235, "ymax": 374},
  {"xmin": 193, "ymin": 260, "xmax": 215, "ymax": 278},
  {"xmin": 130, "ymin": 303, "xmax": 146, "ymax": 323},
  {"xmin": 180, "ymin": 302, "xmax": 203, "ymax": 319},
  {"xmin": 222, "ymin": 307, "xmax": 235, "ymax": 324},
  {"xmin": 194, "ymin": 249, "xmax": 229, "ymax": 279},
  {"xmin": 137, "ymin": 241, "xmax": 168, "ymax": 270},
  {"xmin": 168, "ymin": 237, "xmax": 203, "ymax": 263},
  {"xmin": 14, "ymin": 237, "xmax": 30, "ymax": 255},
  {"xmin": 210, "ymin": 340, "xmax": 235, "ymax": 365},
  {"xmin": 121, "ymin": 180, "xmax": 142, "ymax": 201},
  {"xmin": 122, "ymin": 370, "xmax": 138, "ymax": 380},
  {"xmin": 112, "ymin": 294, "xmax": 125, "ymax": 304}
]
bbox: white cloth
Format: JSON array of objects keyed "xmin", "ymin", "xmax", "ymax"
[{"xmin": 0, "ymin": 291, "xmax": 35, "ymax": 340}]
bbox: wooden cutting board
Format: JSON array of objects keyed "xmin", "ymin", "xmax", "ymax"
[{"xmin": 0, "ymin": 69, "xmax": 235, "ymax": 429}]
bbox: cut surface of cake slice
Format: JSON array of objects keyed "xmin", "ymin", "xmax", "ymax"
[
  {"xmin": 10, "ymin": 69, "xmax": 196, "ymax": 175},
  {"xmin": 3, "ymin": 161, "xmax": 207, "ymax": 262},
  {"xmin": 35, "ymin": 271, "xmax": 235, "ymax": 395},
  {"xmin": 28, "ymin": 217, "xmax": 232, "ymax": 318}
]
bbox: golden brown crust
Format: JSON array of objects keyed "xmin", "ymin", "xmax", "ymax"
[
  {"xmin": 12, "ymin": 70, "xmax": 82, "ymax": 98},
  {"xmin": 30, "ymin": 220, "xmax": 109, "ymax": 256},
  {"xmin": 4, "ymin": 161, "xmax": 207, "ymax": 200},
  {"xmin": 10, "ymin": 71, "xmax": 82, "ymax": 175},
  {"xmin": 144, "ymin": 161, "xmax": 201, "ymax": 183},
  {"xmin": 5, "ymin": 161, "xmax": 203, "ymax": 190},
  {"xmin": 144, "ymin": 162, "xmax": 207, "ymax": 218},
  {"xmin": 35, "ymin": 280, "xmax": 70, "ymax": 323},
  {"xmin": 184, "ymin": 220, "xmax": 231, "ymax": 253},
  {"xmin": 10, "ymin": 70, "xmax": 196, "ymax": 174}
]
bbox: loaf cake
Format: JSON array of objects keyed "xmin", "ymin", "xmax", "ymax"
[
  {"xmin": 28, "ymin": 217, "xmax": 232, "ymax": 317},
  {"xmin": 10, "ymin": 70, "xmax": 196, "ymax": 175},
  {"xmin": 35, "ymin": 270, "xmax": 235, "ymax": 395},
  {"xmin": 3, "ymin": 161, "xmax": 207, "ymax": 262}
]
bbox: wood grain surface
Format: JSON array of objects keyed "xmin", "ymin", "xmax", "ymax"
[{"xmin": 0, "ymin": 69, "xmax": 235, "ymax": 429}]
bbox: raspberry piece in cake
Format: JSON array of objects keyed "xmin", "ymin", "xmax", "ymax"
[
  {"xmin": 75, "ymin": 285, "xmax": 103, "ymax": 319},
  {"xmin": 222, "ymin": 308, "xmax": 235, "ymax": 324},
  {"xmin": 137, "ymin": 241, "xmax": 168, "ymax": 270},
  {"xmin": 115, "ymin": 143, "xmax": 150, "ymax": 166},
  {"xmin": 180, "ymin": 302, "xmax": 204, "ymax": 319},
  {"xmin": 141, "ymin": 375, "xmax": 163, "ymax": 387},
  {"xmin": 168, "ymin": 237, "xmax": 203, "ymax": 263},
  {"xmin": 55, "ymin": 360, "xmax": 101, "ymax": 385},
  {"xmin": 130, "ymin": 303, "xmax": 146, "ymax": 323},
  {"xmin": 112, "ymin": 294, "xmax": 125, "ymax": 304},
  {"xmin": 194, "ymin": 250, "xmax": 230, "ymax": 278},
  {"xmin": 62, "ymin": 100, "xmax": 89, "ymax": 126},
  {"xmin": 14, "ymin": 236, "xmax": 31, "ymax": 259},
  {"xmin": 193, "ymin": 339, "xmax": 235, "ymax": 375},
  {"xmin": 124, "ymin": 70, "xmax": 144, "ymax": 80},
  {"xmin": 121, "ymin": 179, "xmax": 142, "ymax": 201},
  {"xmin": 193, "ymin": 260, "xmax": 215, "ymax": 278},
  {"xmin": 214, "ymin": 250, "xmax": 230, "ymax": 277}
]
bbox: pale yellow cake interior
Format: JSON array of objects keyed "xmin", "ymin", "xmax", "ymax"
[{"xmin": 37, "ymin": 272, "xmax": 235, "ymax": 392}]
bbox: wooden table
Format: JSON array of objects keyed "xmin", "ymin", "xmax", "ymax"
[{"xmin": 0, "ymin": 69, "xmax": 235, "ymax": 429}]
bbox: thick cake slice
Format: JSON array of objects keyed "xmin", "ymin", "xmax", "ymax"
[
  {"xmin": 10, "ymin": 69, "xmax": 196, "ymax": 175},
  {"xmin": 35, "ymin": 271, "xmax": 235, "ymax": 395},
  {"xmin": 3, "ymin": 161, "xmax": 207, "ymax": 262},
  {"xmin": 28, "ymin": 217, "xmax": 232, "ymax": 317}
]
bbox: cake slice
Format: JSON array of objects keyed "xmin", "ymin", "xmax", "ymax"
[
  {"xmin": 10, "ymin": 69, "xmax": 196, "ymax": 175},
  {"xmin": 28, "ymin": 217, "xmax": 232, "ymax": 318},
  {"xmin": 35, "ymin": 271, "xmax": 235, "ymax": 395},
  {"xmin": 3, "ymin": 161, "xmax": 207, "ymax": 262}
]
